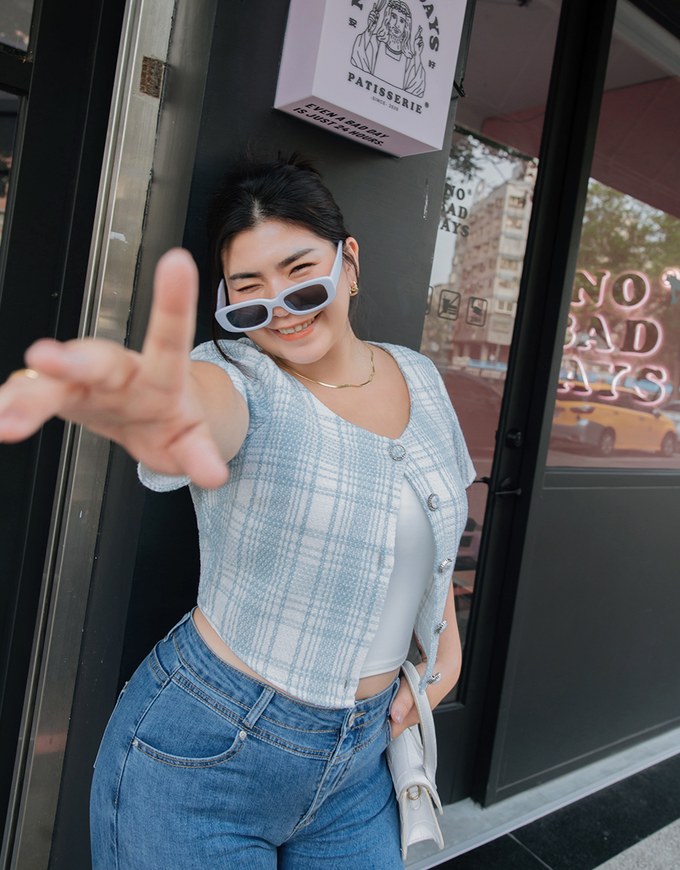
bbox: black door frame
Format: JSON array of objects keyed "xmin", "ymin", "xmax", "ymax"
[{"xmin": 0, "ymin": 0, "xmax": 126, "ymax": 847}]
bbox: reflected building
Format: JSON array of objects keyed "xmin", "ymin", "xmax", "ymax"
[{"xmin": 448, "ymin": 162, "xmax": 536, "ymax": 368}]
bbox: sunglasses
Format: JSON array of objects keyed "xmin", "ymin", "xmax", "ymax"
[{"xmin": 215, "ymin": 241, "xmax": 344, "ymax": 333}]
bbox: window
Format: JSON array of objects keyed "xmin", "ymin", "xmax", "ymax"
[
  {"xmin": 420, "ymin": 0, "xmax": 560, "ymax": 666},
  {"xmin": 547, "ymin": 2, "xmax": 680, "ymax": 469},
  {"xmin": 0, "ymin": 0, "xmax": 34, "ymax": 51},
  {"xmin": 0, "ymin": 91, "xmax": 19, "ymax": 250}
]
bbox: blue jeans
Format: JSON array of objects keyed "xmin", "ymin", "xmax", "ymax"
[{"xmin": 90, "ymin": 611, "xmax": 403, "ymax": 868}]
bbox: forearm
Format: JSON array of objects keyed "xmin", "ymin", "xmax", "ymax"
[
  {"xmin": 189, "ymin": 361, "xmax": 249, "ymax": 463},
  {"xmin": 390, "ymin": 583, "xmax": 461, "ymax": 736}
]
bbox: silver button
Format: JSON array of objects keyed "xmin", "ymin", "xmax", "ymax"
[
  {"xmin": 239, "ymin": 730, "xmax": 247, "ymax": 740},
  {"xmin": 427, "ymin": 493, "xmax": 440, "ymax": 510},
  {"xmin": 389, "ymin": 443, "xmax": 406, "ymax": 461},
  {"xmin": 438, "ymin": 558, "xmax": 453, "ymax": 573},
  {"xmin": 427, "ymin": 672, "xmax": 442, "ymax": 685},
  {"xmin": 434, "ymin": 619, "xmax": 448, "ymax": 635}
]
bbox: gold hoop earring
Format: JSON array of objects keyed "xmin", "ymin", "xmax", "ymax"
[{"xmin": 349, "ymin": 281, "xmax": 359, "ymax": 297}]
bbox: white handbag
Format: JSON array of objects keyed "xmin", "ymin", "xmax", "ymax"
[{"xmin": 386, "ymin": 661, "xmax": 444, "ymax": 860}]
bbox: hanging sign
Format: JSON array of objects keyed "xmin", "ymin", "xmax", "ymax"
[{"xmin": 274, "ymin": 0, "xmax": 468, "ymax": 157}]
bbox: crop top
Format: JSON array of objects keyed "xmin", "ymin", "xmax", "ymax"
[
  {"xmin": 360, "ymin": 479, "xmax": 434, "ymax": 677},
  {"xmin": 139, "ymin": 338, "xmax": 475, "ymax": 708}
]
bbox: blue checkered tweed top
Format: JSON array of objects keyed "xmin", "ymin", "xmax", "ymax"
[{"xmin": 139, "ymin": 338, "xmax": 475, "ymax": 708}]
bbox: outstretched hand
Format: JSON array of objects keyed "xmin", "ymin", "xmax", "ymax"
[{"xmin": 0, "ymin": 249, "xmax": 229, "ymax": 489}]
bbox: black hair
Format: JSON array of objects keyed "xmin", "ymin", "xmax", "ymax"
[{"xmin": 206, "ymin": 153, "xmax": 358, "ymax": 358}]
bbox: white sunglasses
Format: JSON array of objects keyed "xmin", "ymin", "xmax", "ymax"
[{"xmin": 215, "ymin": 241, "xmax": 344, "ymax": 333}]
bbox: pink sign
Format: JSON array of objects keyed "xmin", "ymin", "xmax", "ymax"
[{"xmin": 275, "ymin": 0, "xmax": 467, "ymax": 156}]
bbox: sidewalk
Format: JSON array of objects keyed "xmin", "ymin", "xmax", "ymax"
[
  {"xmin": 406, "ymin": 725, "xmax": 680, "ymax": 870},
  {"xmin": 438, "ymin": 752, "xmax": 680, "ymax": 869}
]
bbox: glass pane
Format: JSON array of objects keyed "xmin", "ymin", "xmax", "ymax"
[
  {"xmin": 419, "ymin": 0, "xmax": 561, "ymax": 681},
  {"xmin": 422, "ymin": 133, "xmax": 537, "ymax": 651},
  {"xmin": 0, "ymin": 91, "xmax": 19, "ymax": 250},
  {"xmin": 547, "ymin": 1, "xmax": 680, "ymax": 470},
  {"xmin": 0, "ymin": 0, "xmax": 34, "ymax": 51}
]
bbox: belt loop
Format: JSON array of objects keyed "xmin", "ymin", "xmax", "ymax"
[
  {"xmin": 163, "ymin": 610, "xmax": 192, "ymax": 641},
  {"xmin": 242, "ymin": 686, "xmax": 276, "ymax": 729},
  {"xmin": 390, "ymin": 674, "xmax": 401, "ymax": 705}
]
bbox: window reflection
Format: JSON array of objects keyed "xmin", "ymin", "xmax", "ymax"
[
  {"xmin": 0, "ymin": 0, "xmax": 33, "ymax": 51},
  {"xmin": 0, "ymin": 91, "xmax": 19, "ymax": 249},
  {"xmin": 422, "ymin": 133, "xmax": 538, "ymax": 659},
  {"xmin": 420, "ymin": 0, "xmax": 560, "ymax": 682},
  {"xmin": 547, "ymin": 2, "xmax": 680, "ymax": 470}
]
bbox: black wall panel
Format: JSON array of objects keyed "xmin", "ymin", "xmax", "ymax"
[{"xmin": 490, "ymin": 472, "xmax": 680, "ymax": 797}]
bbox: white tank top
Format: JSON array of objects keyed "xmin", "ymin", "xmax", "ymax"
[{"xmin": 360, "ymin": 479, "xmax": 435, "ymax": 677}]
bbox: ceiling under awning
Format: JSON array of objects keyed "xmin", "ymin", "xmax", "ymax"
[{"xmin": 481, "ymin": 76, "xmax": 680, "ymax": 220}]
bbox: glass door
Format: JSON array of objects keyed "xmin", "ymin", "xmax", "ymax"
[
  {"xmin": 418, "ymin": 0, "xmax": 562, "ymax": 802},
  {"xmin": 422, "ymin": 131, "xmax": 538, "ymax": 665}
]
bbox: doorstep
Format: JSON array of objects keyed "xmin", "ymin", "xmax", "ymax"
[{"xmin": 405, "ymin": 723, "xmax": 680, "ymax": 869}]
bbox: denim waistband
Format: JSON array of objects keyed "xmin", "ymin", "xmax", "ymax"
[{"xmin": 154, "ymin": 610, "xmax": 399, "ymax": 736}]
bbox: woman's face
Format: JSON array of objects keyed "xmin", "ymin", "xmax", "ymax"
[{"xmin": 221, "ymin": 220, "xmax": 358, "ymax": 365}]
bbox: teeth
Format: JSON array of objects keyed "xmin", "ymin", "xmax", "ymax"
[{"xmin": 278, "ymin": 317, "xmax": 315, "ymax": 335}]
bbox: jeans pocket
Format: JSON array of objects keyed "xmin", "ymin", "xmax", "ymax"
[{"xmin": 132, "ymin": 677, "xmax": 247, "ymax": 768}]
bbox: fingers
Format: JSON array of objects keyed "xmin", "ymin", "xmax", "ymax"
[
  {"xmin": 0, "ymin": 368, "xmax": 74, "ymax": 441},
  {"xmin": 390, "ymin": 679, "xmax": 416, "ymax": 734},
  {"xmin": 142, "ymin": 248, "xmax": 199, "ymax": 393},
  {"xmin": 25, "ymin": 337, "xmax": 139, "ymax": 391}
]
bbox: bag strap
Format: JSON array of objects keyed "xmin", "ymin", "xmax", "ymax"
[{"xmin": 400, "ymin": 660, "xmax": 438, "ymax": 783}]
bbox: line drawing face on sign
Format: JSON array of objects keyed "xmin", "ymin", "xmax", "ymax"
[{"xmin": 350, "ymin": 0, "xmax": 427, "ymax": 98}]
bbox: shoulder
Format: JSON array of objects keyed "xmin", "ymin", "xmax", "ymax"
[
  {"xmin": 191, "ymin": 337, "xmax": 267, "ymax": 367},
  {"xmin": 374, "ymin": 342, "xmax": 442, "ymax": 388},
  {"xmin": 190, "ymin": 338, "xmax": 281, "ymax": 421},
  {"xmin": 190, "ymin": 338, "xmax": 282, "ymax": 384}
]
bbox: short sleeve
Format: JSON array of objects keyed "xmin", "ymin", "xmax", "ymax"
[
  {"xmin": 450, "ymin": 401, "xmax": 477, "ymax": 488},
  {"xmin": 137, "ymin": 338, "xmax": 271, "ymax": 492}
]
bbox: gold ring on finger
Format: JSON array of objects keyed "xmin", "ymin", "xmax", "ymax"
[{"xmin": 8, "ymin": 368, "xmax": 40, "ymax": 381}]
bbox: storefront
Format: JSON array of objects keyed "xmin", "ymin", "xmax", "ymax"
[{"xmin": 1, "ymin": 0, "xmax": 679, "ymax": 867}]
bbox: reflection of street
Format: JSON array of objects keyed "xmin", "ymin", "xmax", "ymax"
[
  {"xmin": 453, "ymin": 453, "xmax": 491, "ymax": 650},
  {"xmin": 547, "ymin": 447, "xmax": 680, "ymax": 469}
]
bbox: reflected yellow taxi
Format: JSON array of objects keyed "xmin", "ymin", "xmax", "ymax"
[{"xmin": 551, "ymin": 385, "xmax": 676, "ymax": 456}]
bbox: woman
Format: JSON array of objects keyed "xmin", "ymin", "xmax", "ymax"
[{"xmin": 0, "ymin": 155, "xmax": 474, "ymax": 868}]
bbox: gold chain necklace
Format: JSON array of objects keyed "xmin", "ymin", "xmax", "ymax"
[{"xmin": 275, "ymin": 346, "xmax": 375, "ymax": 389}]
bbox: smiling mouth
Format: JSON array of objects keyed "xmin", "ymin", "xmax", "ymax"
[{"xmin": 276, "ymin": 316, "xmax": 317, "ymax": 335}]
